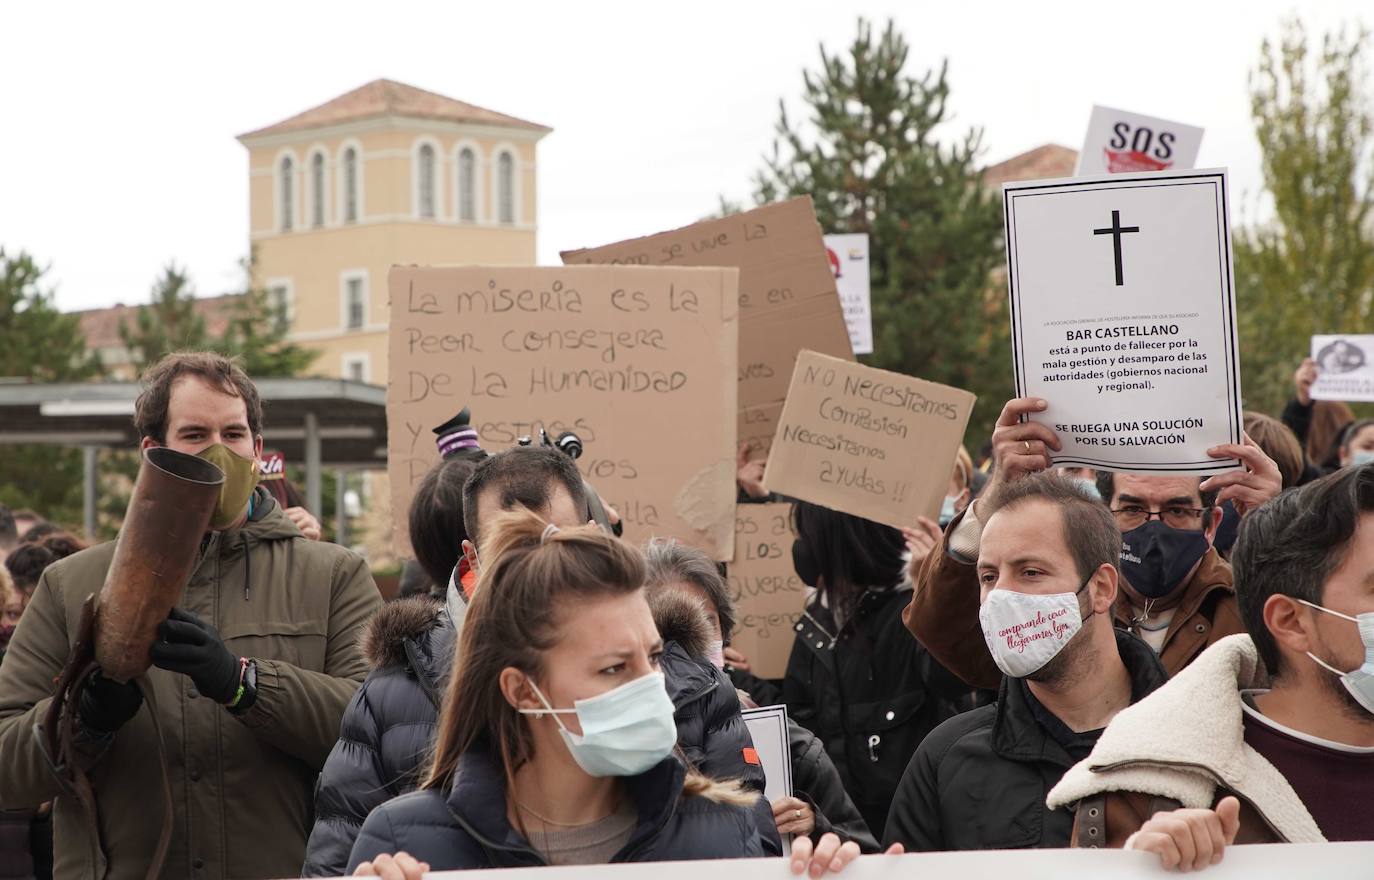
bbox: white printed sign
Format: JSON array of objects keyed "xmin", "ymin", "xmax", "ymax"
[
  {"xmin": 741, "ymin": 705, "xmax": 792, "ymax": 803},
  {"xmin": 413, "ymin": 841, "xmax": 1374, "ymax": 879},
  {"xmin": 824, "ymin": 234, "xmax": 873, "ymax": 355},
  {"xmin": 1310, "ymin": 335, "xmax": 1374, "ymax": 402},
  {"xmin": 1075, "ymin": 105, "xmax": 1204, "ymax": 176},
  {"xmin": 1003, "ymin": 168, "xmax": 1243, "ymax": 474}
]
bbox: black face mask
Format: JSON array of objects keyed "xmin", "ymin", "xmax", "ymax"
[
  {"xmin": 1212, "ymin": 501, "xmax": 1240, "ymax": 555},
  {"xmin": 1120, "ymin": 520, "xmax": 1210, "ymax": 600},
  {"xmin": 791, "ymin": 539, "xmax": 820, "ymax": 589}
]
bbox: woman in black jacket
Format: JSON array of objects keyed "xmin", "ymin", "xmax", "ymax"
[
  {"xmin": 348, "ymin": 510, "xmax": 868, "ymax": 877},
  {"xmin": 784, "ymin": 502, "xmax": 971, "ymax": 837}
]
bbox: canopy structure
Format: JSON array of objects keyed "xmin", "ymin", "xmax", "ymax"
[{"xmin": 0, "ymin": 378, "xmax": 387, "ymax": 538}]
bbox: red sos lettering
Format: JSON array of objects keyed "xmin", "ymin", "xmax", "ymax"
[{"xmin": 1108, "ymin": 122, "xmax": 1176, "ymax": 160}]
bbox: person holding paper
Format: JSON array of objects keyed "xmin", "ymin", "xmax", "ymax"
[
  {"xmin": 884, "ymin": 472, "xmax": 1166, "ymax": 852},
  {"xmin": 1047, "ymin": 464, "xmax": 1374, "ymax": 865},
  {"xmin": 1281, "ymin": 357, "xmax": 1355, "ymax": 476},
  {"xmin": 903, "ymin": 396, "xmax": 1283, "ymax": 688},
  {"xmin": 348, "ymin": 510, "xmax": 873, "ymax": 876}
]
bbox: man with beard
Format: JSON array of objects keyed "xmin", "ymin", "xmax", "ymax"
[
  {"xmin": 1048, "ymin": 463, "xmax": 1374, "ymax": 868},
  {"xmin": 884, "ymin": 472, "xmax": 1167, "ymax": 850}
]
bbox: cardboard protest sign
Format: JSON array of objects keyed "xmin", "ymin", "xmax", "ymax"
[
  {"xmin": 727, "ymin": 502, "xmax": 805, "ymax": 680},
  {"xmin": 824, "ymin": 233, "xmax": 873, "ymax": 355},
  {"xmin": 562, "ymin": 198, "xmax": 854, "ymax": 461},
  {"xmin": 386, "ymin": 266, "xmax": 739, "ymax": 560},
  {"xmin": 763, "ymin": 351, "xmax": 975, "ymax": 527},
  {"xmin": 1310, "ymin": 335, "xmax": 1374, "ymax": 402},
  {"xmin": 1003, "ymin": 168, "xmax": 1243, "ymax": 474},
  {"xmin": 1075, "ymin": 105, "xmax": 1204, "ymax": 175},
  {"xmin": 740, "ymin": 705, "xmax": 792, "ymax": 803}
]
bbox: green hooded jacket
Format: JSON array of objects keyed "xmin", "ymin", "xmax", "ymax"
[{"xmin": 0, "ymin": 490, "xmax": 381, "ymax": 879}]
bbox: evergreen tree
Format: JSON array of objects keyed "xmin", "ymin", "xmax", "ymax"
[
  {"xmin": 221, "ymin": 252, "xmax": 316, "ymax": 377},
  {"xmin": 748, "ymin": 18, "xmax": 1008, "ymax": 438},
  {"xmin": 1234, "ymin": 20, "xmax": 1374, "ymax": 416},
  {"xmin": 118, "ymin": 262, "xmax": 210, "ymax": 372}
]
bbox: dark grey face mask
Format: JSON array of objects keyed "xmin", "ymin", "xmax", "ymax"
[{"xmin": 1120, "ymin": 521, "xmax": 1209, "ymax": 599}]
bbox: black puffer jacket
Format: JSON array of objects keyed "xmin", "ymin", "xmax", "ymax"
[
  {"xmin": 347, "ymin": 744, "xmax": 763, "ymax": 871},
  {"xmin": 302, "ymin": 597, "xmax": 455, "ymax": 876},
  {"xmin": 784, "ymin": 585, "xmax": 968, "ymax": 837},
  {"xmin": 883, "ymin": 629, "xmax": 1167, "ymax": 851},
  {"xmin": 305, "ymin": 593, "xmax": 777, "ymax": 876}
]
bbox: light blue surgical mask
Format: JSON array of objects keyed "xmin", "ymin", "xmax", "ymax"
[
  {"xmin": 520, "ymin": 672, "xmax": 678, "ymax": 776},
  {"xmin": 1352, "ymin": 450, "xmax": 1374, "ymax": 468},
  {"xmin": 939, "ymin": 495, "xmax": 959, "ymax": 526},
  {"xmin": 1076, "ymin": 478, "xmax": 1103, "ymax": 501},
  {"xmin": 1300, "ymin": 600, "xmax": 1374, "ymax": 716}
]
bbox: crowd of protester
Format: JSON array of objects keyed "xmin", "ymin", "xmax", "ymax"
[{"xmin": 0, "ymin": 350, "xmax": 1370, "ymax": 879}]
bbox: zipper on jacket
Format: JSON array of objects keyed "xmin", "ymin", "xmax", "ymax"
[
  {"xmin": 677, "ymin": 677, "xmax": 718, "ymax": 710},
  {"xmin": 1088, "ymin": 757, "xmax": 1288, "ymax": 841}
]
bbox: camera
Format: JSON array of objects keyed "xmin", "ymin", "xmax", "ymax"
[
  {"xmin": 517, "ymin": 425, "xmax": 622, "ymax": 537},
  {"xmin": 518, "ymin": 427, "xmax": 583, "ymax": 460}
]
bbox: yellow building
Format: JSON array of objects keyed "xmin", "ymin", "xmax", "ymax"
[{"xmin": 238, "ymin": 79, "xmax": 551, "ymax": 383}]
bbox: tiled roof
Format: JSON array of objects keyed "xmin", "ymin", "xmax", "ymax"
[
  {"xmin": 238, "ymin": 78, "xmax": 551, "ymax": 140},
  {"xmin": 75, "ymin": 294, "xmax": 243, "ymax": 350},
  {"xmin": 981, "ymin": 144, "xmax": 1078, "ymax": 190}
]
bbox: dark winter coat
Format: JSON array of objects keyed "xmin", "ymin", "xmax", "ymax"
[
  {"xmin": 883, "ymin": 629, "xmax": 1167, "ymax": 852},
  {"xmin": 788, "ymin": 717, "xmax": 879, "ymax": 852},
  {"xmin": 347, "ymin": 744, "xmax": 763, "ymax": 871},
  {"xmin": 304, "ymin": 592, "xmax": 776, "ymax": 877}
]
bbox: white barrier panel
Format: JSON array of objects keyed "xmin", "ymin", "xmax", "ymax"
[{"xmin": 395, "ymin": 841, "xmax": 1374, "ymax": 879}]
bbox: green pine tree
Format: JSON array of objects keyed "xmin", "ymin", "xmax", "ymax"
[
  {"xmin": 221, "ymin": 251, "xmax": 316, "ymax": 377},
  {"xmin": 118, "ymin": 262, "xmax": 210, "ymax": 372},
  {"xmin": 748, "ymin": 18, "xmax": 1008, "ymax": 440},
  {"xmin": 1234, "ymin": 19, "xmax": 1374, "ymax": 416}
]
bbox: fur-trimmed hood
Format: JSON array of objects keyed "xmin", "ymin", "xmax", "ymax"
[
  {"xmin": 1046, "ymin": 634, "xmax": 1324, "ymax": 843},
  {"xmin": 362, "ymin": 595, "xmax": 448, "ymax": 670},
  {"xmin": 648, "ymin": 589, "xmax": 715, "ymax": 658}
]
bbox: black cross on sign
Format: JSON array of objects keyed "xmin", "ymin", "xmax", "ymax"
[{"xmin": 1093, "ymin": 210, "xmax": 1140, "ymax": 286}]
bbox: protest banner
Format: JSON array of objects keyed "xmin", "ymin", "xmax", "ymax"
[
  {"xmin": 1310, "ymin": 334, "xmax": 1374, "ymax": 402},
  {"xmin": 824, "ymin": 233, "xmax": 873, "ymax": 355},
  {"xmin": 741, "ymin": 705, "xmax": 792, "ymax": 803},
  {"xmin": 1002, "ymin": 168, "xmax": 1243, "ymax": 474},
  {"xmin": 386, "ymin": 266, "xmax": 739, "ymax": 560},
  {"xmin": 409, "ymin": 841, "xmax": 1374, "ymax": 880},
  {"xmin": 727, "ymin": 502, "xmax": 805, "ymax": 680},
  {"xmin": 562, "ymin": 198, "xmax": 854, "ymax": 462},
  {"xmin": 1075, "ymin": 105, "xmax": 1204, "ymax": 175},
  {"xmin": 763, "ymin": 351, "xmax": 975, "ymax": 528}
]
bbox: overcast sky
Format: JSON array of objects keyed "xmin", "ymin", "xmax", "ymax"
[{"xmin": 3, "ymin": 0, "xmax": 1367, "ymax": 312}]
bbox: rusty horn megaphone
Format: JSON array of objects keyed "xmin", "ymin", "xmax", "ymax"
[{"xmin": 95, "ymin": 446, "xmax": 225, "ymax": 682}]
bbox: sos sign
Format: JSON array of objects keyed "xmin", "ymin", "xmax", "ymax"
[{"xmin": 1076, "ymin": 106, "xmax": 1204, "ymax": 176}]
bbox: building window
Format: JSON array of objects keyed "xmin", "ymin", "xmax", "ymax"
[
  {"xmin": 342, "ymin": 353, "xmax": 369, "ymax": 382},
  {"xmin": 458, "ymin": 147, "xmax": 477, "ymax": 222},
  {"xmin": 417, "ymin": 143, "xmax": 436, "ymax": 219},
  {"xmin": 266, "ymin": 281, "xmax": 293, "ymax": 334},
  {"xmin": 342, "ymin": 272, "xmax": 367, "ymax": 330},
  {"xmin": 279, "ymin": 156, "xmax": 294, "ymax": 232},
  {"xmin": 310, "ymin": 152, "xmax": 326, "ymax": 228},
  {"xmin": 497, "ymin": 151, "xmax": 515, "ymax": 224},
  {"xmin": 342, "ymin": 147, "xmax": 359, "ymax": 223}
]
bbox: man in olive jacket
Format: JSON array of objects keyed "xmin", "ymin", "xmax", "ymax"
[{"xmin": 0, "ymin": 352, "xmax": 381, "ymax": 880}]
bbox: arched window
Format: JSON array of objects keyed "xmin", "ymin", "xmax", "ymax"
[
  {"xmin": 417, "ymin": 143, "xmax": 436, "ymax": 219},
  {"xmin": 342, "ymin": 147, "xmax": 359, "ymax": 223},
  {"xmin": 497, "ymin": 151, "xmax": 515, "ymax": 224},
  {"xmin": 279, "ymin": 156, "xmax": 294, "ymax": 232},
  {"xmin": 458, "ymin": 147, "xmax": 477, "ymax": 222},
  {"xmin": 311, "ymin": 152, "xmax": 326, "ymax": 228}
]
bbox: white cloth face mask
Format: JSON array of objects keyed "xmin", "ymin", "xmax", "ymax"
[{"xmin": 978, "ymin": 581, "xmax": 1089, "ymax": 678}]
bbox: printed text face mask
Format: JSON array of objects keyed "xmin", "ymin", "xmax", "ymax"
[
  {"xmin": 1300, "ymin": 600, "xmax": 1374, "ymax": 716},
  {"xmin": 979, "ymin": 580, "xmax": 1089, "ymax": 678},
  {"xmin": 196, "ymin": 443, "xmax": 258, "ymax": 529},
  {"xmin": 520, "ymin": 671, "xmax": 678, "ymax": 777}
]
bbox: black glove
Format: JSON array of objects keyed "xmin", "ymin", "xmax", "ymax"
[
  {"xmin": 149, "ymin": 608, "xmax": 242, "ymax": 704},
  {"xmin": 78, "ymin": 670, "xmax": 144, "ymax": 734}
]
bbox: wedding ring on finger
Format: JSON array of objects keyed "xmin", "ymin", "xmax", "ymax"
[{"xmin": 1023, "ymin": 440, "xmax": 1032, "ymax": 454}]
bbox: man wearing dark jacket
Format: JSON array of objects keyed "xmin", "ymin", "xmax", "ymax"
[
  {"xmin": 885, "ymin": 472, "xmax": 1167, "ymax": 851},
  {"xmin": 0, "ymin": 352, "xmax": 381, "ymax": 880},
  {"xmin": 303, "ymin": 447, "xmax": 775, "ymax": 876}
]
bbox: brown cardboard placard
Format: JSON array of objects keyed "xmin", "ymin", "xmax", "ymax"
[
  {"xmin": 386, "ymin": 265, "xmax": 740, "ymax": 560},
  {"xmin": 561, "ymin": 198, "xmax": 853, "ymax": 462},
  {"xmin": 763, "ymin": 351, "xmax": 976, "ymax": 528},
  {"xmin": 726, "ymin": 502, "xmax": 805, "ymax": 680}
]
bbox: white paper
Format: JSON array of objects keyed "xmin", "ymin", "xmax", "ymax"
[
  {"xmin": 1075, "ymin": 105, "xmax": 1204, "ymax": 176},
  {"xmin": 1002, "ymin": 168, "xmax": 1243, "ymax": 474},
  {"xmin": 824, "ymin": 234, "xmax": 873, "ymax": 355},
  {"xmin": 740, "ymin": 704, "xmax": 792, "ymax": 803},
  {"xmin": 1310, "ymin": 334, "xmax": 1374, "ymax": 402},
  {"xmin": 416, "ymin": 841, "xmax": 1374, "ymax": 879}
]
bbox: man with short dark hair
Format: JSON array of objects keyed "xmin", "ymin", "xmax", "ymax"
[
  {"xmin": 0, "ymin": 351, "xmax": 381, "ymax": 879},
  {"xmin": 1048, "ymin": 464, "xmax": 1374, "ymax": 868},
  {"xmin": 904, "ymin": 397, "xmax": 1282, "ymax": 688},
  {"xmin": 884, "ymin": 473, "xmax": 1166, "ymax": 851},
  {"xmin": 460, "ymin": 445, "xmax": 586, "ymax": 567}
]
